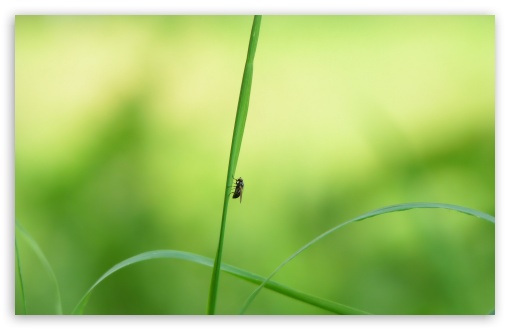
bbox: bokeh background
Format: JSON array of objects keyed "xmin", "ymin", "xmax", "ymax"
[{"xmin": 15, "ymin": 15, "xmax": 494, "ymax": 315}]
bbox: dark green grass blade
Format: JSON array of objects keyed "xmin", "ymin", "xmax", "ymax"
[
  {"xmin": 15, "ymin": 221, "xmax": 63, "ymax": 314},
  {"xmin": 72, "ymin": 249, "xmax": 368, "ymax": 315},
  {"xmin": 240, "ymin": 202, "xmax": 495, "ymax": 314},
  {"xmin": 208, "ymin": 15, "xmax": 262, "ymax": 315},
  {"xmin": 15, "ymin": 237, "xmax": 27, "ymax": 314}
]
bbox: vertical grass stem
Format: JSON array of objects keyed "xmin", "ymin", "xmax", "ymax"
[{"xmin": 207, "ymin": 15, "xmax": 262, "ymax": 315}]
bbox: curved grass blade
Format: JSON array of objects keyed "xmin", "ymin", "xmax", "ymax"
[
  {"xmin": 208, "ymin": 15, "xmax": 262, "ymax": 315},
  {"xmin": 239, "ymin": 202, "xmax": 495, "ymax": 314},
  {"xmin": 15, "ymin": 237, "xmax": 27, "ymax": 314},
  {"xmin": 15, "ymin": 221, "xmax": 63, "ymax": 314},
  {"xmin": 72, "ymin": 249, "xmax": 369, "ymax": 315}
]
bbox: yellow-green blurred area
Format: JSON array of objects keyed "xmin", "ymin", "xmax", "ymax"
[{"xmin": 15, "ymin": 15, "xmax": 494, "ymax": 315}]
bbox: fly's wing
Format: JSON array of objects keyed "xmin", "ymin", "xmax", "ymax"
[
  {"xmin": 232, "ymin": 187, "xmax": 243, "ymax": 203},
  {"xmin": 231, "ymin": 178, "xmax": 244, "ymax": 203}
]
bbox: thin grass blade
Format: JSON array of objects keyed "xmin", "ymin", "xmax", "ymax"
[
  {"xmin": 207, "ymin": 15, "xmax": 262, "ymax": 315},
  {"xmin": 239, "ymin": 202, "xmax": 495, "ymax": 314},
  {"xmin": 15, "ymin": 238, "xmax": 27, "ymax": 314},
  {"xmin": 72, "ymin": 249, "xmax": 369, "ymax": 315},
  {"xmin": 15, "ymin": 221, "xmax": 63, "ymax": 314}
]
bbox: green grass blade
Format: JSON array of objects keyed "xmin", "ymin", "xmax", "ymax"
[
  {"xmin": 207, "ymin": 15, "xmax": 262, "ymax": 315},
  {"xmin": 240, "ymin": 202, "xmax": 495, "ymax": 314},
  {"xmin": 72, "ymin": 249, "xmax": 368, "ymax": 315},
  {"xmin": 15, "ymin": 221, "xmax": 63, "ymax": 314},
  {"xmin": 15, "ymin": 237, "xmax": 27, "ymax": 314}
]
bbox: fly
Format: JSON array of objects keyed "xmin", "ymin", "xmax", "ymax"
[{"xmin": 231, "ymin": 176, "xmax": 244, "ymax": 203}]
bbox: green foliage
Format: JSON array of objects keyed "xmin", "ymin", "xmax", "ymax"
[
  {"xmin": 16, "ymin": 203, "xmax": 494, "ymax": 315},
  {"xmin": 15, "ymin": 15, "xmax": 494, "ymax": 315}
]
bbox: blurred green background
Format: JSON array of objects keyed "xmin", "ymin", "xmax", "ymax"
[{"xmin": 15, "ymin": 15, "xmax": 494, "ymax": 315}]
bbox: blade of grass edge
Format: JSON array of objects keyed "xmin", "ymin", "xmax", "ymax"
[
  {"xmin": 72, "ymin": 249, "xmax": 369, "ymax": 315},
  {"xmin": 15, "ymin": 221, "xmax": 63, "ymax": 314},
  {"xmin": 239, "ymin": 202, "xmax": 495, "ymax": 314},
  {"xmin": 207, "ymin": 15, "xmax": 262, "ymax": 315},
  {"xmin": 15, "ymin": 237, "xmax": 27, "ymax": 314}
]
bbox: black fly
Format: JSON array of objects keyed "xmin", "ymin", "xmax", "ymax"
[{"xmin": 231, "ymin": 177, "xmax": 244, "ymax": 203}]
